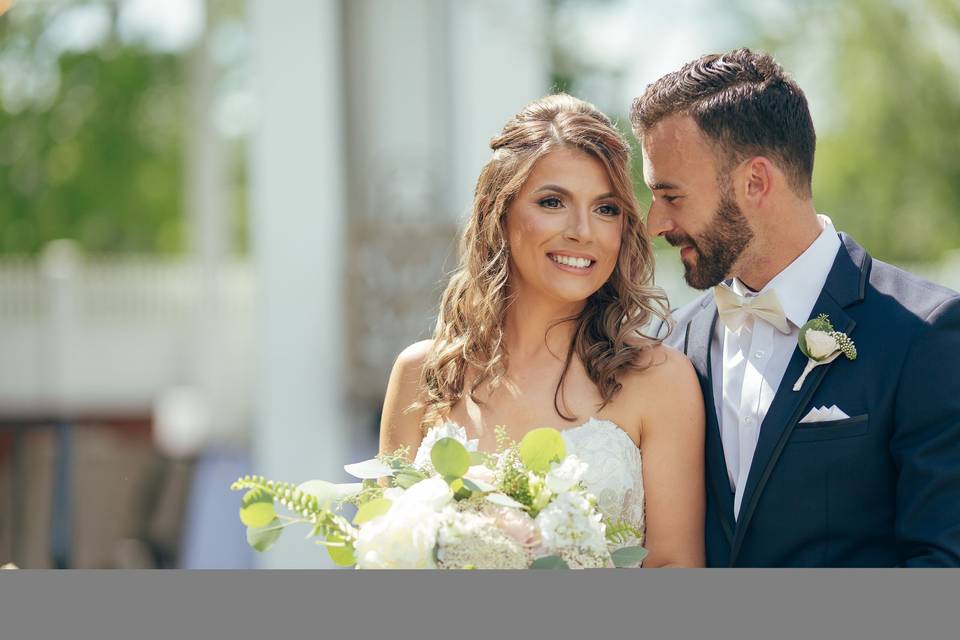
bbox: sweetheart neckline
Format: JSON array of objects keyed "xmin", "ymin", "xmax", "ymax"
[{"xmin": 437, "ymin": 416, "xmax": 640, "ymax": 449}]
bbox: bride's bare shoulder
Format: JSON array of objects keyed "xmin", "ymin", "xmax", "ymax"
[
  {"xmin": 380, "ymin": 340, "xmax": 435, "ymax": 455},
  {"xmin": 620, "ymin": 344, "xmax": 704, "ymax": 433},
  {"xmin": 625, "ymin": 343, "xmax": 696, "ymax": 384},
  {"xmin": 395, "ymin": 339, "xmax": 435, "ymax": 370}
]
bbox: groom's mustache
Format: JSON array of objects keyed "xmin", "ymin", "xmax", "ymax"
[{"xmin": 664, "ymin": 231, "xmax": 697, "ymax": 252}]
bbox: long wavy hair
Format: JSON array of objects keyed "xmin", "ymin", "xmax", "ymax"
[{"xmin": 414, "ymin": 94, "xmax": 670, "ymax": 429}]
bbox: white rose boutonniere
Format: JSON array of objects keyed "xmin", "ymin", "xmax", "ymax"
[{"xmin": 793, "ymin": 314, "xmax": 857, "ymax": 391}]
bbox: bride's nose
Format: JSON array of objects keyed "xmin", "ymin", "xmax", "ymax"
[{"xmin": 563, "ymin": 208, "xmax": 593, "ymax": 243}]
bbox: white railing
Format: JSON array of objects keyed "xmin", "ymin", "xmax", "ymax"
[
  {"xmin": 0, "ymin": 242, "xmax": 956, "ymax": 447},
  {"xmin": 0, "ymin": 242, "xmax": 255, "ymax": 449}
]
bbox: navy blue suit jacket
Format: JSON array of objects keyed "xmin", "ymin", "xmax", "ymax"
[{"xmin": 661, "ymin": 233, "xmax": 960, "ymax": 567}]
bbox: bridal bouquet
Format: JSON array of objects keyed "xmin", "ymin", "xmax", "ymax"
[{"xmin": 231, "ymin": 425, "xmax": 646, "ymax": 569}]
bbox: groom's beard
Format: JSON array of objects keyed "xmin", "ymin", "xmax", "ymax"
[{"xmin": 665, "ymin": 191, "xmax": 754, "ymax": 290}]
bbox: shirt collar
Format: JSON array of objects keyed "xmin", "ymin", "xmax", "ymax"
[{"xmin": 727, "ymin": 214, "xmax": 842, "ymax": 330}]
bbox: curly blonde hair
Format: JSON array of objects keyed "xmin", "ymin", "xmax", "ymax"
[{"xmin": 414, "ymin": 94, "xmax": 670, "ymax": 429}]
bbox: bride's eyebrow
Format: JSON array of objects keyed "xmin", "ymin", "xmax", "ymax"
[
  {"xmin": 533, "ymin": 185, "xmax": 616, "ymax": 201},
  {"xmin": 534, "ymin": 184, "xmax": 572, "ymax": 196}
]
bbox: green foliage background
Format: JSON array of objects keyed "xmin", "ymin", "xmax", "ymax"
[
  {"xmin": 1, "ymin": 0, "xmax": 957, "ymax": 263},
  {"xmin": 753, "ymin": 0, "xmax": 960, "ymax": 263},
  {"xmin": 0, "ymin": 6, "xmax": 187, "ymax": 254}
]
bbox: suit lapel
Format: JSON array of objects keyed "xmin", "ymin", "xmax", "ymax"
[
  {"xmin": 728, "ymin": 233, "xmax": 870, "ymax": 564},
  {"xmin": 684, "ymin": 297, "xmax": 736, "ymax": 546}
]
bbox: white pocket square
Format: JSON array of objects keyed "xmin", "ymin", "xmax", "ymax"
[{"xmin": 800, "ymin": 405, "xmax": 851, "ymax": 424}]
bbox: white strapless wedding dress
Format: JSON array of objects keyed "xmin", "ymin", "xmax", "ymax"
[{"xmin": 414, "ymin": 417, "xmax": 645, "ymax": 544}]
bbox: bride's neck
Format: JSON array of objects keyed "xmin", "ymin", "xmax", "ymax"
[{"xmin": 502, "ymin": 291, "xmax": 584, "ymax": 362}]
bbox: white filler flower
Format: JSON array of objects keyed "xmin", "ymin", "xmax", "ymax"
[{"xmin": 545, "ymin": 454, "xmax": 588, "ymax": 493}]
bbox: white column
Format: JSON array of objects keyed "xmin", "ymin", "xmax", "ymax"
[
  {"xmin": 448, "ymin": 0, "xmax": 549, "ymax": 218},
  {"xmin": 182, "ymin": 0, "xmax": 227, "ymax": 450},
  {"xmin": 247, "ymin": 0, "xmax": 348, "ymax": 569}
]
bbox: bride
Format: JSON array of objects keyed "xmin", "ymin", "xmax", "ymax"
[{"xmin": 379, "ymin": 94, "xmax": 705, "ymax": 567}]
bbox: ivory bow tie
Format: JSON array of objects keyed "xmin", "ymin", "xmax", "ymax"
[{"xmin": 714, "ymin": 284, "xmax": 791, "ymax": 334}]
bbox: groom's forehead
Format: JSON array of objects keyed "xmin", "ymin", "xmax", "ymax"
[{"xmin": 641, "ymin": 116, "xmax": 717, "ymax": 181}]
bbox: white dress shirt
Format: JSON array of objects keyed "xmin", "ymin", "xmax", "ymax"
[{"xmin": 711, "ymin": 215, "xmax": 842, "ymax": 519}]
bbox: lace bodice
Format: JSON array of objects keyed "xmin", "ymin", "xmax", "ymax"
[
  {"xmin": 559, "ymin": 418, "xmax": 645, "ymax": 541},
  {"xmin": 414, "ymin": 418, "xmax": 645, "ymax": 544}
]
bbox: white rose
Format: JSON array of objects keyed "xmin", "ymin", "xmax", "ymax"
[
  {"xmin": 382, "ymin": 487, "xmax": 405, "ymax": 501},
  {"xmin": 394, "ymin": 475, "xmax": 454, "ymax": 511},
  {"xmin": 355, "ymin": 504, "xmax": 441, "ymax": 569},
  {"xmin": 805, "ymin": 329, "xmax": 839, "ymax": 360},
  {"xmin": 545, "ymin": 455, "xmax": 588, "ymax": 493},
  {"xmin": 463, "ymin": 464, "xmax": 496, "ymax": 487}
]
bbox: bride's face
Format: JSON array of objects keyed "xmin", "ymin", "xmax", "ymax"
[{"xmin": 505, "ymin": 147, "xmax": 624, "ymax": 306}]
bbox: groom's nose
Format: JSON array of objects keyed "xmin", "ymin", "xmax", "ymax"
[{"xmin": 645, "ymin": 202, "xmax": 673, "ymax": 238}]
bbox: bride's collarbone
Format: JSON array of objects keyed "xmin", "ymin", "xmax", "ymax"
[{"xmin": 453, "ymin": 363, "xmax": 644, "ymax": 444}]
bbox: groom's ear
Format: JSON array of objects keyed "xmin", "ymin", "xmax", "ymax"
[{"xmin": 742, "ymin": 156, "xmax": 776, "ymax": 207}]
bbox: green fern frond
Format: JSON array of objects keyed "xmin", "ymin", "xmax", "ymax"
[
  {"xmin": 605, "ymin": 520, "xmax": 645, "ymax": 545},
  {"xmin": 232, "ymin": 475, "xmax": 357, "ymax": 543}
]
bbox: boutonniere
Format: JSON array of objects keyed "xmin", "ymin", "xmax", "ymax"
[{"xmin": 793, "ymin": 314, "xmax": 857, "ymax": 391}]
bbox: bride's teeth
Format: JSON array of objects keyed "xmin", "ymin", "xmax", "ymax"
[{"xmin": 551, "ymin": 254, "xmax": 592, "ymax": 269}]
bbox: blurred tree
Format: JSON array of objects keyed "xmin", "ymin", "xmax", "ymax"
[
  {"xmin": 0, "ymin": 0, "xmax": 250, "ymax": 256},
  {"xmin": 749, "ymin": 0, "xmax": 960, "ymax": 262},
  {"xmin": 0, "ymin": 3, "xmax": 187, "ymax": 254}
]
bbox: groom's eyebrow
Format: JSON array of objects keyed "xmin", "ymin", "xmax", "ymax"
[{"xmin": 649, "ymin": 181, "xmax": 680, "ymax": 191}]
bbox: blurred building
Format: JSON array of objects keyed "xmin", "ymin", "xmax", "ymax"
[{"xmin": 0, "ymin": 0, "xmax": 552, "ymax": 569}]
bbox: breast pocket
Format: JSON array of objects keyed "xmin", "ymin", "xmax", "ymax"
[{"xmin": 790, "ymin": 414, "xmax": 869, "ymax": 443}]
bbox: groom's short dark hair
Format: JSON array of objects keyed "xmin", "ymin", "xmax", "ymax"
[{"xmin": 630, "ymin": 48, "xmax": 815, "ymax": 199}]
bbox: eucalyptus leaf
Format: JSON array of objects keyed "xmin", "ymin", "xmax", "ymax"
[
  {"xmin": 394, "ymin": 470, "xmax": 426, "ymax": 489},
  {"xmin": 324, "ymin": 533, "xmax": 356, "ymax": 567},
  {"xmin": 352, "ymin": 497, "xmax": 392, "ymax": 525},
  {"xmin": 798, "ymin": 320, "xmax": 815, "ymax": 359},
  {"xmin": 486, "ymin": 493, "xmax": 525, "ymax": 509},
  {"xmin": 462, "ymin": 477, "xmax": 496, "ymax": 493},
  {"xmin": 240, "ymin": 489, "xmax": 276, "ymax": 528},
  {"xmin": 611, "ymin": 546, "xmax": 649, "ymax": 568},
  {"xmin": 518, "ymin": 428, "xmax": 566, "ymax": 473},
  {"xmin": 530, "ymin": 555, "xmax": 569, "ymax": 569},
  {"xmin": 344, "ymin": 458, "xmax": 396, "ymax": 479},
  {"xmin": 431, "ymin": 437, "xmax": 470, "ymax": 478},
  {"xmin": 246, "ymin": 518, "xmax": 284, "ymax": 552},
  {"xmin": 468, "ymin": 452, "xmax": 487, "ymax": 466}
]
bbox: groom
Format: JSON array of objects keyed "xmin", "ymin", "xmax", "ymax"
[{"xmin": 633, "ymin": 49, "xmax": 960, "ymax": 567}]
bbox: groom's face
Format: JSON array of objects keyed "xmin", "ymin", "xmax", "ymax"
[{"xmin": 641, "ymin": 115, "xmax": 754, "ymax": 290}]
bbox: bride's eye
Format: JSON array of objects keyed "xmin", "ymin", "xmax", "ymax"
[
  {"xmin": 596, "ymin": 203, "xmax": 621, "ymax": 217},
  {"xmin": 538, "ymin": 196, "xmax": 563, "ymax": 209}
]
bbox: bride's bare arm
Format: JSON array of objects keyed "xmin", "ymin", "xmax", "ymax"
[
  {"xmin": 379, "ymin": 339, "xmax": 433, "ymax": 458},
  {"xmin": 632, "ymin": 345, "xmax": 706, "ymax": 567}
]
